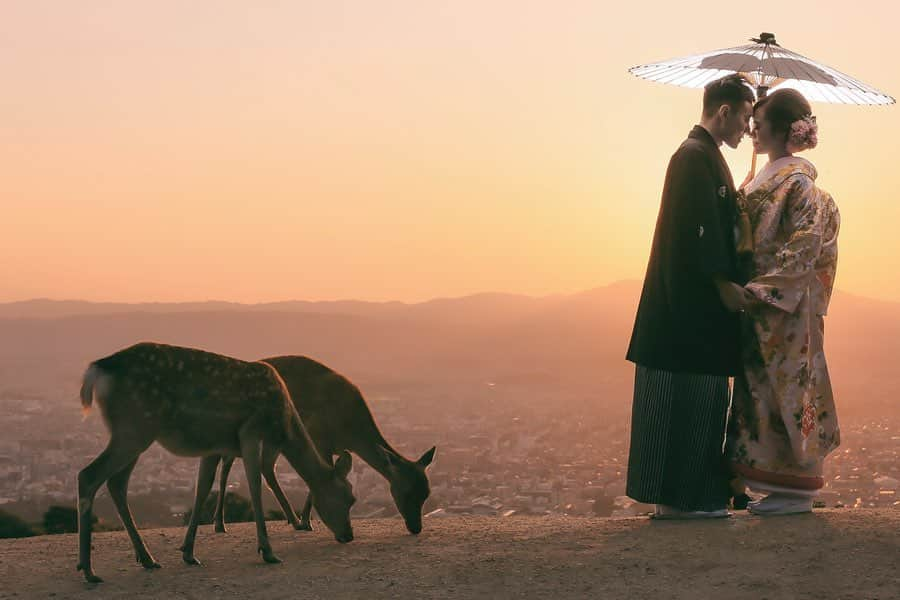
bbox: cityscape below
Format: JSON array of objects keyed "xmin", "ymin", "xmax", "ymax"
[
  {"xmin": 1, "ymin": 381, "xmax": 896, "ymax": 528},
  {"xmin": 1, "ymin": 287, "xmax": 897, "ymax": 529}
]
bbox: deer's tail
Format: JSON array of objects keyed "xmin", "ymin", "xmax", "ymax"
[{"xmin": 79, "ymin": 363, "xmax": 103, "ymax": 418}]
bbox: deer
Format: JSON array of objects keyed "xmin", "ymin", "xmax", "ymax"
[
  {"xmin": 76, "ymin": 342, "xmax": 356, "ymax": 584},
  {"xmin": 211, "ymin": 355, "xmax": 436, "ymax": 536}
]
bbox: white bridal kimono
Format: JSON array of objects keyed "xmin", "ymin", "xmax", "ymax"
[{"xmin": 727, "ymin": 156, "xmax": 841, "ymax": 492}]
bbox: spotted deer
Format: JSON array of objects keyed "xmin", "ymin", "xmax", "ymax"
[
  {"xmin": 76, "ymin": 343, "xmax": 355, "ymax": 583},
  {"xmin": 212, "ymin": 355, "xmax": 435, "ymax": 535}
]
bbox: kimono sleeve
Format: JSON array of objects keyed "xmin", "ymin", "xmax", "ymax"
[
  {"xmin": 661, "ymin": 146, "xmax": 732, "ymax": 296},
  {"xmin": 813, "ymin": 195, "xmax": 840, "ymax": 316},
  {"xmin": 745, "ymin": 174, "xmax": 823, "ymax": 313}
]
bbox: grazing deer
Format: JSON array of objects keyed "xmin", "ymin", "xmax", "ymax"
[
  {"xmin": 76, "ymin": 343, "xmax": 355, "ymax": 584},
  {"xmin": 213, "ymin": 355, "xmax": 435, "ymax": 535}
]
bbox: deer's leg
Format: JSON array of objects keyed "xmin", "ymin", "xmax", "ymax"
[
  {"xmin": 298, "ymin": 449, "xmax": 331, "ymax": 531},
  {"xmin": 297, "ymin": 448, "xmax": 334, "ymax": 531},
  {"xmin": 297, "ymin": 493, "xmax": 314, "ymax": 531},
  {"xmin": 260, "ymin": 445, "xmax": 301, "ymax": 529},
  {"xmin": 77, "ymin": 438, "xmax": 147, "ymax": 583},
  {"xmin": 239, "ymin": 430, "xmax": 280, "ymax": 564},
  {"xmin": 214, "ymin": 456, "xmax": 234, "ymax": 533},
  {"xmin": 180, "ymin": 455, "xmax": 220, "ymax": 566},
  {"xmin": 106, "ymin": 458, "xmax": 159, "ymax": 570}
]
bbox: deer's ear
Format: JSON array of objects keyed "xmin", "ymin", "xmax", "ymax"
[
  {"xmin": 334, "ymin": 451, "xmax": 352, "ymax": 478},
  {"xmin": 378, "ymin": 445, "xmax": 403, "ymax": 470},
  {"xmin": 417, "ymin": 446, "xmax": 436, "ymax": 468}
]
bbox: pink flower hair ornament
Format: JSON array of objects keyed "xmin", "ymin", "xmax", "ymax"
[{"xmin": 787, "ymin": 114, "xmax": 818, "ymax": 153}]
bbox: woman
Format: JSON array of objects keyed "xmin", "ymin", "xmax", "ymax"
[{"xmin": 726, "ymin": 88, "xmax": 840, "ymax": 515}]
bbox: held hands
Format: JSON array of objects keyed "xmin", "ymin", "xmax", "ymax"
[
  {"xmin": 741, "ymin": 287, "xmax": 762, "ymax": 309},
  {"xmin": 714, "ymin": 280, "xmax": 750, "ymax": 313}
]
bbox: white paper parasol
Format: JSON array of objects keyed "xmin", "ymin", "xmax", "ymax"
[
  {"xmin": 630, "ymin": 32, "xmax": 895, "ymax": 105},
  {"xmin": 630, "ymin": 33, "xmax": 894, "ymax": 176}
]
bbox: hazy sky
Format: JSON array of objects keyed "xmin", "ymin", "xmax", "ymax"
[{"xmin": 2, "ymin": 1, "xmax": 898, "ymax": 303}]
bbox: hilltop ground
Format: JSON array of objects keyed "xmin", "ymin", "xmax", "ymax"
[{"xmin": 0, "ymin": 510, "xmax": 896, "ymax": 599}]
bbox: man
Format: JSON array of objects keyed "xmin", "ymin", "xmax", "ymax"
[{"xmin": 625, "ymin": 74, "xmax": 754, "ymax": 518}]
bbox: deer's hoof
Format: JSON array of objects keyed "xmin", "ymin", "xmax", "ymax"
[
  {"xmin": 182, "ymin": 555, "xmax": 202, "ymax": 566},
  {"xmin": 295, "ymin": 521, "xmax": 313, "ymax": 532},
  {"xmin": 136, "ymin": 552, "xmax": 162, "ymax": 569},
  {"xmin": 77, "ymin": 565, "xmax": 103, "ymax": 584},
  {"xmin": 258, "ymin": 547, "xmax": 282, "ymax": 564},
  {"xmin": 214, "ymin": 524, "xmax": 227, "ymax": 534}
]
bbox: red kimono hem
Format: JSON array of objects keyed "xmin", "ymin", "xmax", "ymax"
[{"xmin": 731, "ymin": 462, "xmax": 824, "ymax": 491}]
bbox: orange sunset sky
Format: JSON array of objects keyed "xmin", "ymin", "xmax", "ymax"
[{"xmin": 2, "ymin": 1, "xmax": 898, "ymax": 304}]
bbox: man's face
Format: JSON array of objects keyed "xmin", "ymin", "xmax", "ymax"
[{"xmin": 721, "ymin": 100, "xmax": 753, "ymax": 149}]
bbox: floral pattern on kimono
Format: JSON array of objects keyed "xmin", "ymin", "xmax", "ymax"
[{"xmin": 726, "ymin": 156, "xmax": 840, "ymax": 489}]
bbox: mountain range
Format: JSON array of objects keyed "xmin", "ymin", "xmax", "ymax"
[{"xmin": 0, "ymin": 280, "xmax": 894, "ymax": 416}]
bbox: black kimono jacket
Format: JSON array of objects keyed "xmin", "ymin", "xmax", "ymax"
[{"xmin": 625, "ymin": 126, "xmax": 742, "ymax": 376}]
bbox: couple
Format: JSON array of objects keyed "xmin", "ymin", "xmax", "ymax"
[{"xmin": 625, "ymin": 74, "xmax": 840, "ymax": 518}]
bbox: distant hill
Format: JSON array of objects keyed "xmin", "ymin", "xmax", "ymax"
[{"xmin": 0, "ymin": 281, "xmax": 896, "ymax": 415}]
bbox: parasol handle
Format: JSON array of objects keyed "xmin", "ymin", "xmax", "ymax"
[{"xmin": 746, "ymin": 151, "xmax": 758, "ymax": 187}]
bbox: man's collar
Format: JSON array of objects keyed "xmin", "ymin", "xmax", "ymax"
[
  {"xmin": 690, "ymin": 124, "xmax": 722, "ymax": 148},
  {"xmin": 689, "ymin": 124, "xmax": 734, "ymax": 188}
]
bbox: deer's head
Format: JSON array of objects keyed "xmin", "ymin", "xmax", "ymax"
[
  {"xmin": 311, "ymin": 450, "xmax": 355, "ymax": 543},
  {"xmin": 380, "ymin": 445, "xmax": 436, "ymax": 534}
]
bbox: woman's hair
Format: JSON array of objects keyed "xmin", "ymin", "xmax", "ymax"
[{"xmin": 754, "ymin": 89, "xmax": 813, "ymax": 141}]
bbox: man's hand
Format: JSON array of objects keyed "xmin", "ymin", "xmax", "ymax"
[
  {"xmin": 714, "ymin": 279, "xmax": 748, "ymax": 313},
  {"xmin": 741, "ymin": 287, "xmax": 762, "ymax": 308}
]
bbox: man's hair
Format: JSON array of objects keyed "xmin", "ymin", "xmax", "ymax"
[{"xmin": 702, "ymin": 74, "xmax": 755, "ymax": 117}]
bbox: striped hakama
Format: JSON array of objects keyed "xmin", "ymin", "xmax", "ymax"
[{"xmin": 626, "ymin": 364, "xmax": 732, "ymax": 511}]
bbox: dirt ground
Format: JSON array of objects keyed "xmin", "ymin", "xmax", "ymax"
[{"xmin": 0, "ymin": 509, "xmax": 897, "ymax": 599}]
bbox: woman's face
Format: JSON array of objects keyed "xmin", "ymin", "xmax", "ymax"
[{"xmin": 750, "ymin": 105, "xmax": 784, "ymax": 154}]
